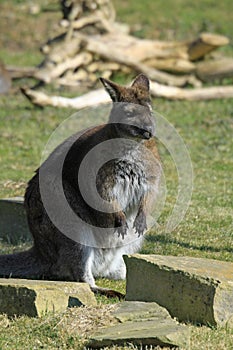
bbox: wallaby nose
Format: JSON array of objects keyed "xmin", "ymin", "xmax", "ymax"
[
  {"xmin": 143, "ymin": 125, "xmax": 154, "ymax": 139},
  {"xmin": 142, "ymin": 126, "xmax": 153, "ymax": 139},
  {"xmin": 148, "ymin": 125, "xmax": 154, "ymax": 135}
]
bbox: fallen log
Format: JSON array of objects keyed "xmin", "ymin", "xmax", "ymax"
[
  {"xmin": 61, "ymin": 0, "xmax": 116, "ymax": 23},
  {"xmin": 82, "ymin": 33, "xmax": 189, "ymax": 61},
  {"xmin": 69, "ymin": 12, "xmax": 122, "ymax": 33},
  {"xmin": 6, "ymin": 65, "xmax": 37, "ymax": 79},
  {"xmin": 188, "ymin": 32, "xmax": 229, "ymax": 61},
  {"xmin": 36, "ymin": 27, "xmax": 230, "ymax": 89},
  {"xmin": 35, "ymin": 52, "xmax": 93, "ymax": 83},
  {"xmin": 39, "ymin": 32, "xmax": 193, "ymax": 86},
  {"xmin": 40, "ymin": 32, "xmax": 67, "ymax": 54},
  {"xmin": 21, "ymin": 81, "xmax": 233, "ymax": 109},
  {"xmin": 42, "ymin": 37, "xmax": 82, "ymax": 64},
  {"xmin": 0, "ymin": 62, "xmax": 11, "ymax": 94},
  {"xmin": 79, "ymin": 33, "xmax": 197, "ymax": 87},
  {"xmin": 196, "ymin": 57, "xmax": 233, "ymax": 82},
  {"xmin": 150, "ymin": 81, "xmax": 233, "ymax": 100},
  {"xmin": 21, "ymin": 87, "xmax": 108, "ymax": 108},
  {"xmin": 143, "ymin": 57, "xmax": 195, "ymax": 74}
]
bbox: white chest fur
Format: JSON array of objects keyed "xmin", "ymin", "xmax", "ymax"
[
  {"xmin": 89, "ymin": 143, "xmax": 160, "ymax": 281},
  {"xmin": 111, "ymin": 144, "xmax": 150, "ymax": 213},
  {"xmin": 112, "ymin": 159, "xmax": 148, "ymax": 212}
]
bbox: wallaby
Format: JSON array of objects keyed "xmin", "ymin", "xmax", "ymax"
[{"xmin": 0, "ymin": 74, "xmax": 161, "ymax": 297}]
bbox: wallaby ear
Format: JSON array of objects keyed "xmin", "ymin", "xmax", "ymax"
[
  {"xmin": 99, "ymin": 77, "xmax": 121, "ymax": 102},
  {"xmin": 131, "ymin": 74, "xmax": 150, "ymax": 92}
]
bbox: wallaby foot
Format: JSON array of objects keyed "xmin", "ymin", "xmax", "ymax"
[{"xmin": 91, "ymin": 286, "xmax": 125, "ymax": 300}]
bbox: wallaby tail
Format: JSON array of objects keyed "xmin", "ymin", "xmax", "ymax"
[{"xmin": 0, "ymin": 247, "xmax": 46, "ymax": 279}]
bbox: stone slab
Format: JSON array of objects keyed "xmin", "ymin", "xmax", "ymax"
[
  {"xmin": 89, "ymin": 301, "xmax": 190, "ymax": 349},
  {"xmin": 0, "ymin": 278, "xmax": 96, "ymax": 317},
  {"xmin": 0, "ymin": 197, "xmax": 31, "ymax": 244},
  {"xmin": 113, "ymin": 300, "xmax": 171, "ymax": 323},
  {"xmin": 124, "ymin": 254, "xmax": 233, "ymax": 327}
]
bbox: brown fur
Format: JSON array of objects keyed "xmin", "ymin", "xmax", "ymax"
[{"xmin": 0, "ymin": 74, "xmax": 161, "ymax": 297}]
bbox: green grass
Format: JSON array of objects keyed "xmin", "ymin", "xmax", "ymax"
[
  {"xmin": 144, "ymin": 99, "xmax": 233, "ymax": 262},
  {"xmin": 0, "ymin": 0, "xmax": 233, "ymax": 349},
  {"xmin": 114, "ymin": 0, "xmax": 233, "ymax": 46}
]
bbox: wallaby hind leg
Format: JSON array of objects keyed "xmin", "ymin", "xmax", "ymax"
[
  {"xmin": 91, "ymin": 286, "xmax": 125, "ymax": 300},
  {"xmin": 78, "ymin": 248, "xmax": 125, "ymax": 299}
]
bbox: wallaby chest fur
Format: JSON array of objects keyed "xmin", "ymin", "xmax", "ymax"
[
  {"xmin": 0, "ymin": 74, "xmax": 161, "ymax": 295},
  {"xmin": 112, "ymin": 157, "xmax": 148, "ymax": 211}
]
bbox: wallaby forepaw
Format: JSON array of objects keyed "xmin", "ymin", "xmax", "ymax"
[
  {"xmin": 133, "ymin": 212, "xmax": 147, "ymax": 237},
  {"xmin": 114, "ymin": 213, "xmax": 128, "ymax": 239},
  {"xmin": 116, "ymin": 223, "xmax": 128, "ymax": 239}
]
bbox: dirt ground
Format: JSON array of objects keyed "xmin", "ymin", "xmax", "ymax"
[{"xmin": 0, "ymin": 1, "xmax": 61, "ymax": 61}]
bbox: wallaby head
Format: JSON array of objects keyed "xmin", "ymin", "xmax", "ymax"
[{"xmin": 100, "ymin": 74, "xmax": 155, "ymax": 140}]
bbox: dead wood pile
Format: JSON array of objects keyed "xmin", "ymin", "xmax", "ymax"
[{"xmin": 13, "ymin": 0, "xmax": 233, "ymax": 104}]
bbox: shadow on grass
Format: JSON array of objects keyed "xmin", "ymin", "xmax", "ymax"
[{"xmin": 145, "ymin": 234, "xmax": 233, "ymax": 254}]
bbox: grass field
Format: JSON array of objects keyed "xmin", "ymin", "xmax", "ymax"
[{"xmin": 0, "ymin": 0, "xmax": 233, "ymax": 349}]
